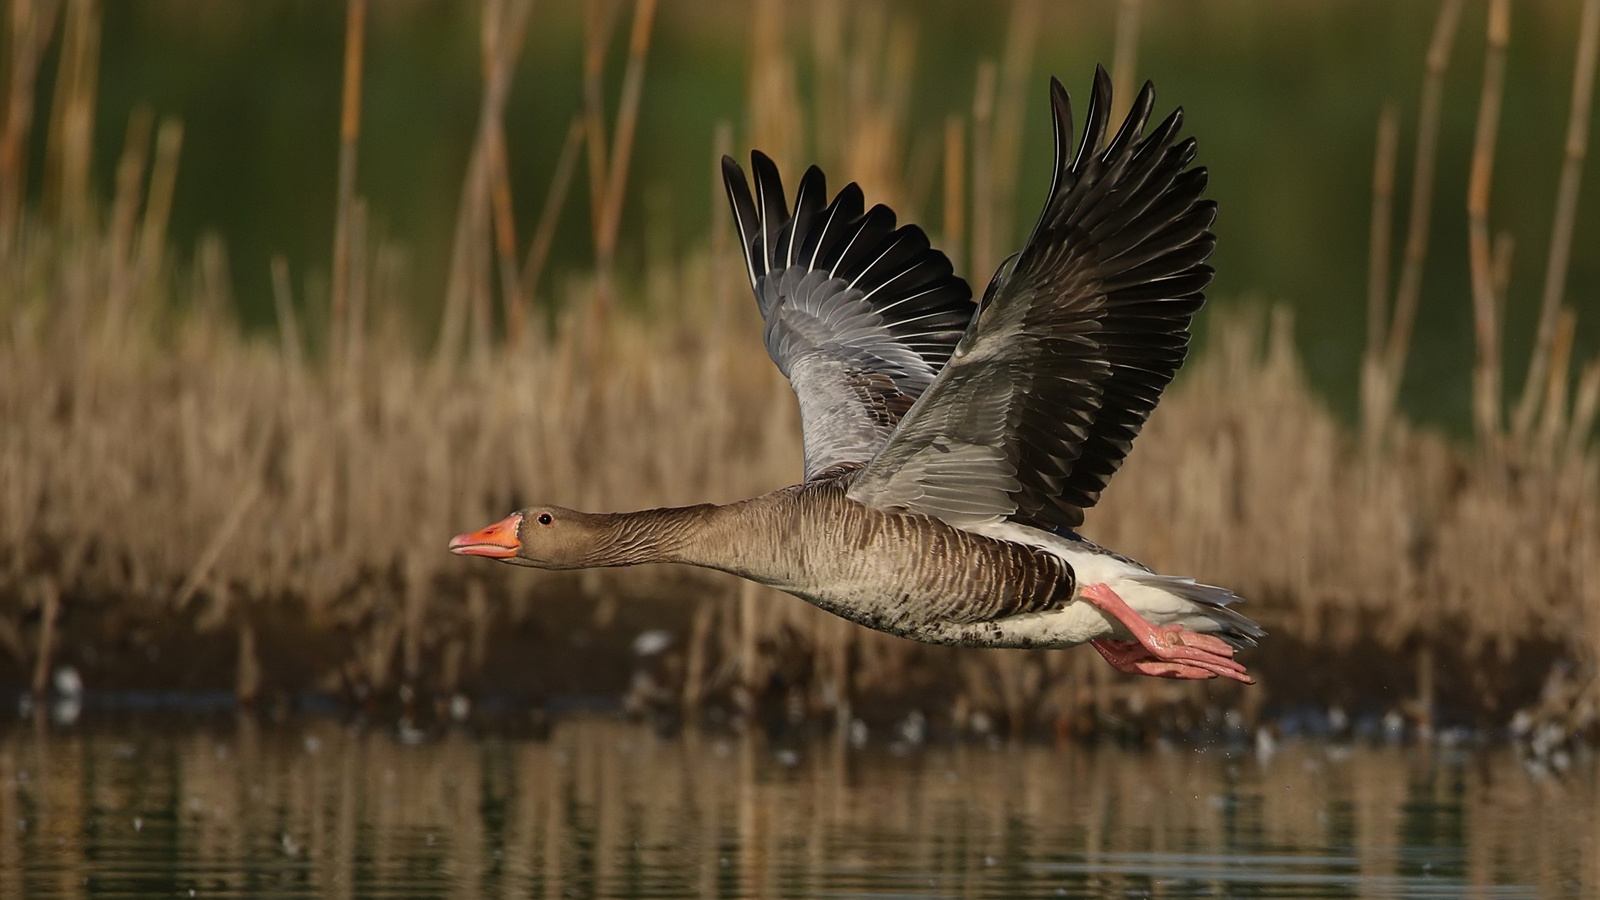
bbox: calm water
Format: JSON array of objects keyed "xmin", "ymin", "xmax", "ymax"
[{"xmin": 0, "ymin": 717, "xmax": 1594, "ymax": 899}]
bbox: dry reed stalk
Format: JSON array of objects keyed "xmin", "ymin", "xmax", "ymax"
[
  {"xmin": 345, "ymin": 196, "xmax": 368, "ymax": 378},
  {"xmin": 970, "ymin": 60, "xmax": 996, "ymax": 285},
  {"xmin": 1360, "ymin": 103, "xmax": 1400, "ymax": 447},
  {"xmin": 436, "ymin": 145, "xmax": 487, "ymax": 367},
  {"xmin": 941, "ymin": 115, "xmax": 965, "ymax": 276},
  {"xmin": 0, "ymin": 0, "xmax": 62, "ymax": 257},
  {"xmin": 135, "ymin": 117, "xmax": 182, "ymax": 292},
  {"xmin": 1109, "ymin": 0, "xmax": 1143, "ymax": 124},
  {"xmin": 823, "ymin": 7, "xmax": 916, "ymax": 214},
  {"xmin": 236, "ymin": 615, "xmax": 260, "ymax": 704},
  {"xmin": 1491, "ymin": 229, "xmax": 1514, "ymax": 309},
  {"xmin": 483, "ymin": 0, "xmax": 534, "ymax": 351},
  {"xmin": 172, "ymin": 439, "xmax": 265, "ymax": 610},
  {"xmin": 1513, "ymin": 0, "xmax": 1600, "ymax": 440},
  {"xmin": 42, "ymin": 0, "xmax": 98, "ymax": 236},
  {"xmin": 101, "ymin": 106, "xmax": 152, "ymax": 346},
  {"xmin": 748, "ymin": 0, "xmax": 802, "ymax": 176},
  {"xmin": 1364, "ymin": 104, "xmax": 1399, "ymax": 370},
  {"xmin": 810, "ymin": 0, "xmax": 843, "ymax": 174},
  {"xmin": 681, "ymin": 600, "xmax": 713, "ymax": 715},
  {"xmin": 270, "ymin": 255, "xmax": 303, "ymax": 369},
  {"xmin": 594, "ymin": 0, "xmax": 657, "ymax": 298},
  {"xmin": 1467, "ymin": 0, "xmax": 1510, "ymax": 444},
  {"xmin": 436, "ymin": 0, "xmax": 533, "ymax": 368},
  {"xmin": 331, "ymin": 0, "xmax": 367, "ymax": 367},
  {"xmin": 581, "ymin": 0, "xmax": 620, "ymax": 245},
  {"xmin": 29, "ymin": 576, "xmax": 57, "ymax": 694},
  {"xmin": 471, "ymin": 1, "xmax": 519, "ymax": 363},
  {"xmin": 488, "ymin": 128, "xmax": 524, "ymax": 348},
  {"xmin": 1367, "ymin": 0, "xmax": 1464, "ymax": 442},
  {"xmin": 987, "ymin": 0, "xmax": 1039, "ymax": 258},
  {"xmin": 571, "ymin": 0, "xmax": 656, "ymax": 357},
  {"xmin": 1566, "ymin": 360, "xmax": 1600, "ymax": 461},
  {"xmin": 519, "ymin": 116, "xmax": 584, "ymax": 334},
  {"xmin": 1536, "ymin": 308, "xmax": 1577, "ymax": 456},
  {"xmin": 709, "ymin": 120, "xmax": 733, "ymax": 331}
]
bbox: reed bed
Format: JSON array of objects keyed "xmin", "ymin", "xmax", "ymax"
[
  {"xmin": 2, "ymin": 0, "xmax": 1600, "ymax": 743},
  {"xmin": 5, "ymin": 232, "xmax": 1599, "ymax": 737}
]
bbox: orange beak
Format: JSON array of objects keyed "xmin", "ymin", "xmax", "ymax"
[{"xmin": 449, "ymin": 513, "xmax": 522, "ymax": 559}]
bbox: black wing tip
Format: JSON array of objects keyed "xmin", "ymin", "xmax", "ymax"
[
  {"xmin": 750, "ymin": 151, "xmax": 786, "ymax": 195},
  {"xmin": 1048, "ymin": 76, "xmax": 1072, "ymax": 136},
  {"xmin": 1077, "ymin": 67, "xmax": 1114, "ymax": 167},
  {"xmin": 720, "ymin": 154, "xmax": 747, "ymax": 191},
  {"xmin": 731, "ymin": 152, "xmax": 974, "ymax": 331},
  {"xmin": 863, "ymin": 202, "xmax": 899, "ymax": 230}
]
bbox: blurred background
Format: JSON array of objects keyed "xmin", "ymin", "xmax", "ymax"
[
  {"xmin": 69, "ymin": 0, "xmax": 1600, "ymax": 426},
  {"xmin": 3, "ymin": 1, "xmax": 1600, "ymax": 896}
]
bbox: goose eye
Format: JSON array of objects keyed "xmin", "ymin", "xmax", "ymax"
[{"xmin": 537, "ymin": 513, "xmax": 553, "ymax": 525}]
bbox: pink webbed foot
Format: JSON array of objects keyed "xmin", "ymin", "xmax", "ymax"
[
  {"xmin": 1089, "ymin": 639, "xmax": 1220, "ymax": 680},
  {"xmin": 1080, "ymin": 582, "xmax": 1254, "ymax": 684}
]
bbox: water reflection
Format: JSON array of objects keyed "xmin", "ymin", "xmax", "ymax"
[{"xmin": 0, "ymin": 717, "xmax": 1594, "ymax": 899}]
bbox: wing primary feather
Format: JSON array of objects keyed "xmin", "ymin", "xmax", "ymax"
[
  {"xmin": 1102, "ymin": 80, "xmax": 1156, "ymax": 162},
  {"xmin": 850, "ymin": 227, "xmax": 927, "ymax": 294},
  {"xmin": 826, "ymin": 205, "xmax": 896, "ymax": 280},
  {"xmin": 849, "ymin": 68, "xmax": 1218, "ymax": 535},
  {"xmin": 1070, "ymin": 66, "xmax": 1114, "ymax": 176},
  {"xmin": 788, "ymin": 166, "xmax": 826, "ymax": 268},
  {"xmin": 721, "ymin": 156, "xmax": 761, "ymax": 288},
  {"xmin": 1027, "ymin": 77, "xmax": 1075, "ymax": 248},
  {"xmin": 721, "ymin": 150, "xmax": 976, "ymax": 480},
  {"xmin": 750, "ymin": 151, "xmax": 789, "ymax": 272},
  {"xmin": 847, "ymin": 229, "xmax": 909, "ymax": 291},
  {"xmin": 806, "ymin": 183, "xmax": 864, "ymax": 269},
  {"xmin": 873, "ymin": 278, "xmax": 965, "ymax": 315}
]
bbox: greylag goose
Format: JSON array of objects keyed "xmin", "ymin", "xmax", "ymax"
[{"xmin": 453, "ymin": 69, "xmax": 1262, "ymax": 682}]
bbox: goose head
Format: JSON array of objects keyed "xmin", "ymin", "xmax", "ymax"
[{"xmin": 450, "ymin": 506, "xmax": 615, "ymax": 569}]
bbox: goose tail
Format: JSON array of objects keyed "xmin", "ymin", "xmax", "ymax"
[{"xmin": 1128, "ymin": 573, "xmax": 1265, "ymax": 649}]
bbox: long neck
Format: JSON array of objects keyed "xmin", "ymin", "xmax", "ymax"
[{"xmin": 581, "ymin": 501, "xmax": 756, "ymax": 570}]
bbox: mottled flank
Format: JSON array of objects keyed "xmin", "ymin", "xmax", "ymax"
[{"xmin": 704, "ymin": 476, "xmax": 1076, "ymax": 635}]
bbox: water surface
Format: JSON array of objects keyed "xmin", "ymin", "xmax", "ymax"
[{"xmin": 1, "ymin": 717, "xmax": 1594, "ymax": 898}]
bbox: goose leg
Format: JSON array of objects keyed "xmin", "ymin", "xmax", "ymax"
[
  {"xmin": 1080, "ymin": 582, "xmax": 1254, "ymax": 684},
  {"xmin": 1089, "ymin": 639, "xmax": 1218, "ymax": 680}
]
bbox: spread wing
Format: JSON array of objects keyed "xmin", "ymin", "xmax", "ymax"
[
  {"xmin": 847, "ymin": 68, "xmax": 1216, "ymax": 529},
  {"xmin": 722, "ymin": 152, "xmax": 974, "ymax": 480}
]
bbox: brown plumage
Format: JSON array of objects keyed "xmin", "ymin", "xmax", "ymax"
[
  {"xmin": 451, "ymin": 70, "xmax": 1262, "ymax": 682},
  {"xmin": 470, "ymin": 475, "xmax": 1073, "ymax": 638}
]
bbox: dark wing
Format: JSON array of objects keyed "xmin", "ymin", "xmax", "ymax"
[
  {"xmin": 847, "ymin": 68, "xmax": 1216, "ymax": 528},
  {"xmin": 722, "ymin": 152, "xmax": 974, "ymax": 479}
]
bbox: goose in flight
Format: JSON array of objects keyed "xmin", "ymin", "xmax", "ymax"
[{"xmin": 452, "ymin": 69, "xmax": 1261, "ymax": 682}]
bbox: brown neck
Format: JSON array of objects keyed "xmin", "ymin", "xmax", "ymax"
[{"xmin": 578, "ymin": 503, "xmax": 737, "ymax": 569}]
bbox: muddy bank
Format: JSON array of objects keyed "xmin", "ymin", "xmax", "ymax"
[{"xmin": 0, "ymin": 578, "xmax": 1567, "ymax": 742}]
